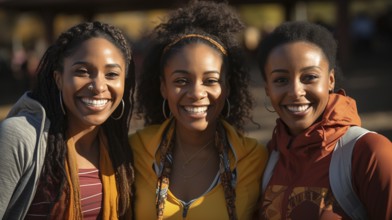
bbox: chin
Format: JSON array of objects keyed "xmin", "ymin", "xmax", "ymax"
[{"xmin": 83, "ymin": 115, "xmax": 111, "ymax": 126}]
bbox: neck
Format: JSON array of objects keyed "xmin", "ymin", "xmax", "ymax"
[
  {"xmin": 175, "ymin": 121, "xmax": 217, "ymax": 151},
  {"xmin": 66, "ymin": 126, "xmax": 101, "ymax": 169},
  {"xmin": 67, "ymin": 126, "xmax": 100, "ymax": 152}
]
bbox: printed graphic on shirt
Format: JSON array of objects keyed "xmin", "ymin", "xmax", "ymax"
[{"xmin": 261, "ymin": 185, "xmax": 336, "ymax": 220}]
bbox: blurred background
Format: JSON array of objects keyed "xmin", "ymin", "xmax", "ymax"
[{"xmin": 0, "ymin": 0, "xmax": 391, "ymax": 144}]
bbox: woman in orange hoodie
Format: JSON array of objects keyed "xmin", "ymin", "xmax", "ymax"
[{"xmin": 255, "ymin": 21, "xmax": 392, "ymax": 220}]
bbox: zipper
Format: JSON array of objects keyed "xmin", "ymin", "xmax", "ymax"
[{"xmin": 182, "ymin": 203, "xmax": 190, "ymax": 219}]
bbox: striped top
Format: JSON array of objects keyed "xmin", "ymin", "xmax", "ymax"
[
  {"xmin": 25, "ymin": 168, "xmax": 103, "ymax": 219},
  {"xmin": 79, "ymin": 168, "xmax": 103, "ymax": 219}
]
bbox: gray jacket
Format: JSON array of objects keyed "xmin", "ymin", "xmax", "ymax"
[{"xmin": 0, "ymin": 92, "xmax": 50, "ymax": 219}]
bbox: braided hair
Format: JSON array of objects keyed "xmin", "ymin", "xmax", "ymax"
[
  {"xmin": 30, "ymin": 21, "xmax": 135, "ymax": 218},
  {"xmin": 136, "ymin": 0, "xmax": 254, "ymax": 132}
]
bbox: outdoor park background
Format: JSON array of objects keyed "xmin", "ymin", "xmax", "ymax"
[{"xmin": 0, "ymin": 0, "xmax": 391, "ymax": 145}]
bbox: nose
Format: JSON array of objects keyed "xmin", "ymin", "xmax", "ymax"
[
  {"xmin": 288, "ymin": 80, "xmax": 306, "ymax": 98},
  {"xmin": 187, "ymin": 82, "xmax": 207, "ymax": 100},
  {"xmin": 90, "ymin": 75, "xmax": 107, "ymax": 94}
]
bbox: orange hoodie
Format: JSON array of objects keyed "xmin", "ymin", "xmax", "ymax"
[{"xmin": 257, "ymin": 90, "xmax": 392, "ymax": 220}]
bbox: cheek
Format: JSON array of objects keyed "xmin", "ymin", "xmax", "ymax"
[
  {"xmin": 315, "ymin": 82, "xmax": 328, "ymax": 93},
  {"xmin": 211, "ymin": 87, "xmax": 223, "ymax": 98},
  {"xmin": 266, "ymin": 86, "xmax": 283, "ymax": 103},
  {"xmin": 166, "ymin": 88, "xmax": 182, "ymax": 104},
  {"xmin": 113, "ymin": 80, "xmax": 125, "ymax": 93},
  {"xmin": 314, "ymin": 82, "xmax": 331, "ymax": 102}
]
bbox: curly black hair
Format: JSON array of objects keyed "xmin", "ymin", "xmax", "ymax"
[
  {"xmin": 30, "ymin": 21, "xmax": 135, "ymax": 218},
  {"xmin": 136, "ymin": 0, "xmax": 254, "ymax": 132},
  {"xmin": 258, "ymin": 21, "xmax": 339, "ymax": 81}
]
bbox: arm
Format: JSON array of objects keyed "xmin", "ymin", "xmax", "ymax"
[
  {"xmin": 352, "ymin": 132, "xmax": 392, "ymax": 220},
  {"xmin": 0, "ymin": 117, "xmax": 36, "ymax": 217}
]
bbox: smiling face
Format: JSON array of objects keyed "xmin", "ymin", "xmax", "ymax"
[
  {"xmin": 264, "ymin": 41, "xmax": 335, "ymax": 136},
  {"xmin": 161, "ymin": 43, "xmax": 227, "ymax": 133},
  {"xmin": 54, "ymin": 37, "xmax": 126, "ymax": 131}
]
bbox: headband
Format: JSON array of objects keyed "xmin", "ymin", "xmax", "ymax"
[{"xmin": 162, "ymin": 34, "xmax": 228, "ymax": 56}]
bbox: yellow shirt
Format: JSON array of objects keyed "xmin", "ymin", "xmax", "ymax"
[{"xmin": 129, "ymin": 119, "xmax": 268, "ymax": 220}]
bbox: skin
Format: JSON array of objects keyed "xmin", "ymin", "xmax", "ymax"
[
  {"xmin": 54, "ymin": 37, "xmax": 126, "ymax": 168},
  {"xmin": 161, "ymin": 43, "xmax": 228, "ymax": 137},
  {"xmin": 160, "ymin": 43, "xmax": 228, "ymax": 201},
  {"xmin": 264, "ymin": 41, "xmax": 335, "ymax": 136}
]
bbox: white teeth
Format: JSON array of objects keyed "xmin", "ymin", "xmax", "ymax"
[
  {"xmin": 184, "ymin": 106, "xmax": 208, "ymax": 113},
  {"xmin": 286, "ymin": 105, "xmax": 310, "ymax": 112},
  {"xmin": 81, "ymin": 98, "xmax": 108, "ymax": 107}
]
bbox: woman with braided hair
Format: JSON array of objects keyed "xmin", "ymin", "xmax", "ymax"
[
  {"xmin": 129, "ymin": 1, "xmax": 268, "ymax": 219},
  {"xmin": 0, "ymin": 21, "xmax": 135, "ymax": 219}
]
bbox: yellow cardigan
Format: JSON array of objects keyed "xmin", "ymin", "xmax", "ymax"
[{"xmin": 129, "ymin": 119, "xmax": 268, "ymax": 220}]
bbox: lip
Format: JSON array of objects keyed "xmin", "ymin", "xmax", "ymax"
[
  {"xmin": 283, "ymin": 103, "xmax": 311, "ymax": 116},
  {"xmin": 181, "ymin": 105, "xmax": 210, "ymax": 118},
  {"xmin": 79, "ymin": 97, "xmax": 111, "ymax": 111}
]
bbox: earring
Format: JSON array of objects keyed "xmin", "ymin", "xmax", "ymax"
[
  {"xmin": 263, "ymin": 97, "xmax": 276, "ymax": 113},
  {"xmin": 59, "ymin": 91, "xmax": 66, "ymax": 115},
  {"xmin": 111, "ymin": 99, "xmax": 125, "ymax": 120},
  {"xmin": 162, "ymin": 99, "xmax": 171, "ymax": 119},
  {"xmin": 224, "ymin": 98, "xmax": 231, "ymax": 118},
  {"xmin": 88, "ymin": 83, "xmax": 94, "ymax": 91}
]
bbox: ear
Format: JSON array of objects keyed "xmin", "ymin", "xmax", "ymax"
[
  {"xmin": 160, "ymin": 76, "xmax": 167, "ymax": 99},
  {"xmin": 329, "ymin": 69, "xmax": 335, "ymax": 92},
  {"xmin": 54, "ymin": 70, "xmax": 63, "ymax": 90}
]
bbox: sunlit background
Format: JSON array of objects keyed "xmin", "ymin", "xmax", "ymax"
[{"xmin": 0, "ymin": 0, "xmax": 391, "ymax": 144}]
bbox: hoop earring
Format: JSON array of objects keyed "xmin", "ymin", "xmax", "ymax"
[
  {"xmin": 111, "ymin": 99, "xmax": 125, "ymax": 120},
  {"xmin": 59, "ymin": 91, "xmax": 66, "ymax": 115},
  {"xmin": 162, "ymin": 99, "xmax": 171, "ymax": 119},
  {"xmin": 263, "ymin": 97, "xmax": 276, "ymax": 113},
  {"xmin": 224, "ymin": 98, "xmax": 231, "ymax": 118}
]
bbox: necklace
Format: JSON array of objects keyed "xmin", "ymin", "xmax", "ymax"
[
  {"xmin": 179, "ymin": 139, "xmax": 214, "ymax": 168},
  {"xmin": 182, "ymin": 151, "xmax": 213, "ymax": 180}
]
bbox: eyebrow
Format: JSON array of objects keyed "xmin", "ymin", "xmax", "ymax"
[
  {"xmin": 171, "ymin": 70, "xmax": 221, "ymax": 75},
  {"xmin": 270, "ymin": 66, "xmax": 322, "ymax": 74},
  {"xmin": 301, "ymin": 66, "xmax": 322, "ymax": 71},
  {"xmin": 270, "ymin": 68, "xmax": 289, "ymax": 74},
  {"xmin": 72, "ymin": 61, "xmax": 123, "ymax": 70}
]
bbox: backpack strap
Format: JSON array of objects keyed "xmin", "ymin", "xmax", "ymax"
[
  {"xmin": 329, "ymin": 126, "xmax": 371, "ymax": 220},
  {"xmin": 261, "ymin": 150, "xmax": 279, "ymax": 193}
]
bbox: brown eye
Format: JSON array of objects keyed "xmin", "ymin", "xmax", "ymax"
[
  {"xmin": 106, "ymin": 72, "xmax": 120, "ymax": 79},
  {"xmin": 273, "ymin": 77, "xmax": 288, "ymax": 85},
  {"xmin": 302, "ymin": 74, "xmax": 318, "ymax": 83},
  {"xmin": 75, "ymin": 69, "xmax": 89, "ymax": 76},
  {"xmin": 205, "ymin": 78, "xmax": 219, "ymax": 85},
  {"xmin": 174, "ymin": 78, "xmax": 188, "ymax": 85}
]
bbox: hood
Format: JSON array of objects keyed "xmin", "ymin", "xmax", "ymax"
[
  {"xmin": 7, "ymin": 92, "xmax": 47, "ymax": 120},
  {"xmin": 268, "ymin": 90, "xmax": 361, "ymax": 162}
]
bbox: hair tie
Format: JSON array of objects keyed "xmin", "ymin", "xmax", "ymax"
[{"xmin": 162, "ymin": 34, "xmax": 227, "ymax": 56}]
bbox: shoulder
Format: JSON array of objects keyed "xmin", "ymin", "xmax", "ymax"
[
  {"xmin": 350, "ymin": 132, "xmax": 392, "ymax": 219},
  {"xmin": 353, "ymin": 132, "xmax": 392, "ymax": 158},
  {"xmin": 129, "ymin": 123, "xmax": 167, "ymax": 158},
  {"xmin": 0, "ymin": 115, "xmax": 39, "ymax": 147},
  {"xmin": 223, "ymin": 121, "xmax": 268, "ymax": 161},
  {"xmin": 0, "ymin": 115, "xmax": 41, "ymax": 170},
  {"xmin": 129, "ymin": 124, "xmax": 162, "ymax": 145},
  {"xmin": 352, "ymin": 132, "xmax": 392, "ymax": 185}
]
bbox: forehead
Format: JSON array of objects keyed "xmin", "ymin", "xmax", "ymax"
[
  {"xmin": 273, "ymin": 41, "xmax": 322, "ymax": 54},
  {"xmin": 165, "ymin": 43, "xmax": 223, "ymax": 67},
  {"xmin": 268, "ymin": 41, "xmax": 327, "ymax": 63},
  {"xmin": 66, "ymin": 37, "xmax": 123, "ymax": 60}
]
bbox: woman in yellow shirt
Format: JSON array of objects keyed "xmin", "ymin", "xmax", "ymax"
[{"xmin": 129, "ymin": 1, "xmax": 268, "ymax": 219}]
